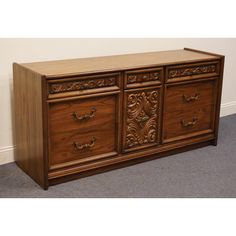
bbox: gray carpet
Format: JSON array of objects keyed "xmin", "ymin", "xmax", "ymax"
[{"xmin": 0, "ymin": 114, "xmax": 236, "ymax": 198}]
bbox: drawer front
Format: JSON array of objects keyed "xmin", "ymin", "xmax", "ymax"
[
  {"xmin": 49, "ymin": 94, "xmax": 117, "ymax": 135},
  {"xmin": 48, "ymin": 93, "xmax": 120, "ymax": 169},
  {"xmin": 48, "ymin": 72, "xmax": 121, "ymax": 99},
  {"xmin": 163, "ymin": 79, "xmax": 217, "ymax": 143},
  {"xmin": 166, "ymin": 61, "xmax": 220, "ymax": 83},
  {"xmin": 123, "ymin": 86, "xmax": 162, "ymax": 152},
  {"xmin": 125, "ymin": 68, "xmax": 163, "ymax": 88}
]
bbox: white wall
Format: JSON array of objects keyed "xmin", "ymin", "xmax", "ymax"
[{"xmin": 0, "ymin": 38, "xmax": 236, "ymax": 165}]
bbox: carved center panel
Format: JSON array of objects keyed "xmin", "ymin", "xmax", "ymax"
[{"xmin": 125, "ymin": 89, "xmax": 159, "ymax": 150}]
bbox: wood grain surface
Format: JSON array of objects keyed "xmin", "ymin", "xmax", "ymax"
[
  {"xmin": 163, "ymin": 78, "xmax": 217, "ymax": 142},
  {"xmin": 20, "ymin": 49, "xmax": 219, "ymax": 78},
  {"xmin": 13, "ymin": 48, "xmax": 224, "ymax": 189},
  {"xmin": 48, "ymin": 94, "xmax": 119, "ymax": 168},
  {"xmin": 13, "ymin": 63, "xmax": 46, "ymax": 188}
]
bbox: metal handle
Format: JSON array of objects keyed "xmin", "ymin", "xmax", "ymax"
[
  {"xmin": 72, "ymin": 107, "xmax": 96, "ymax": 121},
  {"xmin": 181, "ymin": 117, "xmax": 198, "ymax": 127},
  {"xmin": 73, "ymin": 137, "xmax": 96, "ymax": 150},
  {"xmin": 183, "ymin": 93, "xmax": 199, "ymax": 102}
]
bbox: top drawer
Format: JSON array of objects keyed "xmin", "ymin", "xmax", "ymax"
[
  {"xmin": 124, "ymin": 67, "xmax": 163, "ymax": 89},
  {"xmin": 166, "ymin": 61, "xmax": 220, "ymax": 83},
  {"xmin": 47, "ymin": 72, "xmax": 121, "ymax": 99}
]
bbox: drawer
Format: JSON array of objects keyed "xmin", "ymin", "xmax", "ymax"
[
  {"xmin": 48, "ymin": 93, "xmax": 120, "ymax": 169},
  {"xmin": 49, "ymin": 94, "xmax": 118, "ymax": 135},
  {"xmin": 124, "ymin": 67, "xmax": 163, "ymax": 89},
  {"xmin": 162, "ymin": 79, "xmax": 217, "ymax": 143},
  {"xmin": 166, "ymin": 61, "xmax": 220, "ymax": 83},
  {"xmin": 49, "ymin": 126, "xmax": 117, "ymax": 169},
  {"xmin": 47, "ymin": 72, "xmax": 121, "ymax": 99}
]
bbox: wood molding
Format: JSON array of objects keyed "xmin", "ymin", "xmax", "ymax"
[
  {"xmin": 220, "ymin": 101, "xmax": 236, "ymax": 117},
  {"xmin": 0, "ymin": 146, "xmax": 14, "ymax": 165}
]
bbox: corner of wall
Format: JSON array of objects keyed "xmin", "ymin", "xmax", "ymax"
[
  {"xmin": 220, "ymin": 101, "xmax": 236, "ymax": 117},
  {"xmin": 0, "ymin": 146, "xmax": 14, "ymax": 165}
]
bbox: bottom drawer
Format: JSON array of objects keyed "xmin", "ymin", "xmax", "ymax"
[{"xmin": 49, "ymin": 128, "xmax": 118, "ymax": 169}]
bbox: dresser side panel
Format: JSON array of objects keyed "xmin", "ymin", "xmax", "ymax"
[
  {"xmin": 13, "ymin": 64, "xmax": 46, "ymax": 188},
  {"xmin": 213, "ymin": 57, "xmax": 225, "ymax": 145}
]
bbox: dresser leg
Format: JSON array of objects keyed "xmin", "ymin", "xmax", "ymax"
[
  {"xmin": 212, "ymin": 138, "xmax": 218, "ymax": 146},
  {"xmin": 43, "ymin": 186, "xmax": 49, "ymax": 190},
  {"xmin": 42, "ymin": 180, "xmax": 49, "ymax": 190}
]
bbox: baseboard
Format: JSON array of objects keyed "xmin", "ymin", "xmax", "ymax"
[
  {"xmin": 0, "ymin": 102, "xmax": 235, "ymax": 166},
  {"xmin": 220, "ymin": 101, "xmax": 236, "ymax": 117},
  {"xmin": 0, "ymin": 146, "xmax": 14, "ymax": 165}
]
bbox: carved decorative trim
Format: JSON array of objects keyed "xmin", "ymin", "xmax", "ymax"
[
  {"xmin": 127, "ymin": 72, "xmax": 161, "ymax": 84},
  {"xmin": 49, "ymin": 77, "xmax": 116, "ymax": 94},
  {"xmin": 168, "ymin": 64, "xmax": 217, "ymax": 79},
  {"xmin": 125, "ymin": 90, "xmax": 159, "ymax": 149}
]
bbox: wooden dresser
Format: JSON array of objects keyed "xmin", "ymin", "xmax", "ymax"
[{"xmin": 13, "ymin": 48, "xmax": 225, "ymax": 189}]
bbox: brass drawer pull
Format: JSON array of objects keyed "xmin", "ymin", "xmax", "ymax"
[
  {"xmin": 73, "ymin": 137, "xmax": 96, "ymax": 150},
  {"xmin": 183, "ymin": 93, "xmax": 199, "ymax": 102},
  {"xmin": 181, "ymin": 117, "xmax": 198, "ymax": 127},
  {"xmin": 72, "ymin": 107, "xmax": 96, "ymax": 121}
]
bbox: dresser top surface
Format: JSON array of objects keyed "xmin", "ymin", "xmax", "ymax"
[{"xmin": 20, "ymin": 48, "xmax": 220, "ymax": 78}]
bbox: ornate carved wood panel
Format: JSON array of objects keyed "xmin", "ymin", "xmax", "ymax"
[
  {"xmin": 49, "ymin": 76, "xmax": 116, "ymax": 94},
  {"xmin": 166, "ymin": 61, "xmax": 219, "ymax": 82},
  {"xmin": 123, "ymin": 87, "xmax": 160, "ymax": 152},
  {"xmin": 127, "ymin": 72, "xmax": 160, "ymax": 84},
  {"xmin": 125, "ymin": 68, "xmax": 163, "ymax": 89},
  {"xmin": 168, "ymin": 64, "xmax": 216, "ymax": 79}
]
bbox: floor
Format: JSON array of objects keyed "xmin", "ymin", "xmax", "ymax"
[{"xmin": 0, "ymin": 114, "xmax": 236, "ymax": 198}]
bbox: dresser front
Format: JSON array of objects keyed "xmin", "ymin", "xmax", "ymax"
[{"xmin": 47, "ymin": 60, "xmax": 221, "ymax": 180}]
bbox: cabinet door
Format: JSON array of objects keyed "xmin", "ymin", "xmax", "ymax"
[
  {"xmin": 163, "ymin": 79, "xmax": 217, "ymax": 143},
  {"xmin": 122, "ymin": 86, "xmax": 161, "ymax": 153},
  {"xmin": 48, "ymin": 93, "xmax": 120, "ymax": 170}
]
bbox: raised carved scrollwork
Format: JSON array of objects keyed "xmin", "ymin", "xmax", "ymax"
[
  {"xmin": 127, "ymin": 71, "xmax": 160, "ymax": 84},
  {"xmin": 49, "ymin": 77, "xmax": 116, "ymax": 94},
  {"xmin": 127, "ymin": 75, "xmax": 137, "ymax": 83},
  {"xmin": 125, "ymin": 90, "xmax": 159, "ymax": 149},
  {"xmin": 168, "ymin": 64, "xmax": 217, "ymax": 79}
]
